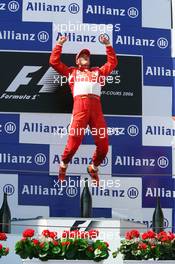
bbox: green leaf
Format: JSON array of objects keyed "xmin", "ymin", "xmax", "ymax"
[
  {"xmin": 52, "ymin": 246, "xmax": 61, "ymax": 254},
  {"xmin": 65, "ymin": 245, "xmax": 77, "ymax": 260}
]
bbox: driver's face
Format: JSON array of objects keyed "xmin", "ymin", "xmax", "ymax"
[{"xmin": 78, "ymin": 54, "xmax": 90, "ymax": 66}]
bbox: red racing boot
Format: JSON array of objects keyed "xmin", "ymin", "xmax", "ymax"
[{"xmin": 87, "ymin": 165, "xmax": 99, "ymax": 186}]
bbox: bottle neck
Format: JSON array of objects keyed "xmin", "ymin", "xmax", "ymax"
[
  {"xmin": 156, "ymin": 196, "xmax": 161, "ymax": 209},
  {"xmin": 84, "ymin": 178, "xmax": 89, "ymax": 188},
  {"xmin": 2, "ymin": 193, "xmax": 8, "ymax": 206}
]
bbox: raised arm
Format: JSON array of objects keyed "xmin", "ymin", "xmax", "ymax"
[
  {"xmin": 49, "ymin": 36, "xmax": 71, "ymax": 77},
  {"xmin": 99, "ymin": 35, "xmax": 118, "ymax": 76}
]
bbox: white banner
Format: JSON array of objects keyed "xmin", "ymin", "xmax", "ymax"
[
  {"xmin": 22, "ymin": 0, "xmax": 83, "ymax": 23},
  {"xmin": 143, "ymin": 85, "xmax": 172, "ymax": 116},
  {"xmin": 142, "ymin": 0, "xmax": 171, "ymax": 29},
  {"xmin": 20, "ymin": 113, "xmax": 71, "ymax": 145}
]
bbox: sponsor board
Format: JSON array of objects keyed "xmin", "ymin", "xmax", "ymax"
[
  {"xmin": 20, "ymin": 113, "xmax": 71, "ymax": 144},
  {"xmin": 142, "ymin": 176, "xmax": 173, "ymax": 208},
  {"xmin": 126, "ymin": 208, "xmax": 172, "ymax": 231},
  {"xmin": 0, "ymin": 52, "xmax": 142, "ymax": 115},
  {"xmin": 143, "ymin": 56, "xmax": 174, "ymax": 86},
  {"xmin": 0, "ymin": 173, "xmax": 49, "ymax": 219},
  {"xmin": 0, "ymin": 21, "xmax": 52, "ymax": 51},
  {"xmin": 0, "ymin": 144, "xmax": 49, "ymax": 173},
  {"xmin": 22, "ymin": 0, "xmax": 82, "ymax": 23},
  {"xmin": 83, "ymin": 0, "xmax": 141, "ymax": 27},
  {"xmin": 0, "ymin": 0, "xmax": 22, "ymax": 21},
  {"xmin": 113, "ymin": 26, "xmax": 171, "ymax": 57},
  {"xmin": 90, "ymin": 176, "xmax": 141, "ymax": 209},
  {"xmin": 0, "ymin": 113, "xmax": 19, "ymax": 143},
  {"xmin": 112, "ymin": 146, "xmax": 172, "ymax": 176},
  {"xmin": 49, "ymin": 144, "xmax": 111, "ymax": 176},
  {"xmin": 18, "ymin": 173, "xmax": 81, "ymax": 216},
  {"xmin": 83, "ymin": 116, "xmax": 142, "ymax": 147},
  {"xmin": 142, "ymin": 116, "xmax": 174, "ymax": 146}
]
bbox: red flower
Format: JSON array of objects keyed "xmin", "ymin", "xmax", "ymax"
[
  {"xmin": 105, "ymin": 242, "xmax": 109, "ymax": 247},
  {"xmin": 0, "ymin": 243, "xmax": 2, "ymax": 250},
  {"xmin": 87, "ymin": 246, "xmax": 94, "ymax": 252},
  {"xmin": 142, "ymin": 230, "xmax": 156, "ymax": 240},
  {"xmin": 61, "ymin": 241, "xmax": 70, "ymax": 246},
  {"xmin": 151, "ymin": 245, "xmax": 156, "ymax": 249},
  {"xmin": 157, "ymin": 231, "xmax": 167, "ymax": 240},
  {"xmin": 23, "ymin": 229, "xmax": 35, "ymax": 238},
  {"xmin": 157, "ymin": 231, "xmax": 172, "ymax": 242},
  {"xmin": 49, "ymin": 232, "xmax": 57, "ymax": 239},
  {"xmin": 42, "ymin": 230, "xmax": 50, "ymax": 237},
  {"xmin": 32, "ymin": 239, "xmax": 39, "ymax": 245},
  {"xmin": 0, "ymin": 232, "xmax": 7, "ymax": 241},
  {"xmin": 167, "ymin": 232, "xmax": 175, "ymax": 241},
  {"xmin": 52, "ymin": 241, "xmax": 59, "ymax": 246},
  {"xmin": 5, "ymin": 247, "xmax": 9, "ymax": 253},
  {"xmin": 125, "ymin": 230, "xmax": 140, "ymax": 240},
  {"xmin": 138, "ymin": 242, "xmax": 147, "ymax": 250},
  {"xmin": 39, "ymin": 242, "xmax": 45, "ymax": 248}
]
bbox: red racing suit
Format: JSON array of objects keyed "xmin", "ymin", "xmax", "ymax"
[{"xmin": 49, "ymin": 44, "xmax": 118, "ymax": 166}]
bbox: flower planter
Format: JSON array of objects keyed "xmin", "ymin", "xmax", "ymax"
[
  {"xmin": 124, "ymin": 261, "xmax": 175, "ymax": 264},
  {"xmin": 22, "ymin": 260, "xmax": 104, "ymax": 264}
]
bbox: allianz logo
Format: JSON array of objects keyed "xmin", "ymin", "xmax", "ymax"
[
  {"xmin": 0, "ymin": 152, "xmax": 46, "ymax": 165},
  {"xmin": 25, "ymin": 2, "xmax": 80, "ymax": 14},
  {"xmin": 92, "ymin": 186, "xmax": 138, "ymax": 199},
  {"xmin": 128, "ymin": 218, "xmax": 169, "ymax": 229},
  {"xmin": 145, "ymin": 66, "xmax": 175, "ymax": 77},
  {"xmin": 21, "ymin": 184, "xmax": 64, "ymax": 196},
  {"xmin": 145, "ymin": 125, "xmax": 175, "ymax": 136},
  {"xmin": 115, "ymin": 35, "xmax": 168, "ymax": 49},
  {"xmin": 0, "ymin": 30, "xmax": 49, "ymax": 42},
  {"xmin": 115, "ymin": 156, "xmax": 169, "ymax": 168},
  {"xmin": 53, "ymin": 155, "xmax": 108, "ymax": 167},
  {"xmin": 56, "ymin": 32, "xmax": 96, "ymax": 43},
  {"xmin": 145, "ymin": 188, "xmax": 174, "ymax": 198},
  {"xmin": 0, "ymin": 121, "xmax": 16, "ymax": 134},
  {"xmin": 0, "ymin": 1, "xmax": 19, "ymax": 12},
  {"xmin": 85, "ymin": 5, "xmax": 139, "ymax": 19},
  {"xmin": 23, "ymin": 122, "xmax": 65, "ymax": 134}
]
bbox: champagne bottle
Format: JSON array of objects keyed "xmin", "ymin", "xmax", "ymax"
[
  {"xmin": 81, "ymin": 178, "xmax": 92, "ymax": 218},
  {"xmin": 152, "ymin": 196, "xmax": 164, "ymax": 233},
  {"xmin": 0, "ymin": 192, "xmax": 11, "ymax": 233}
]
